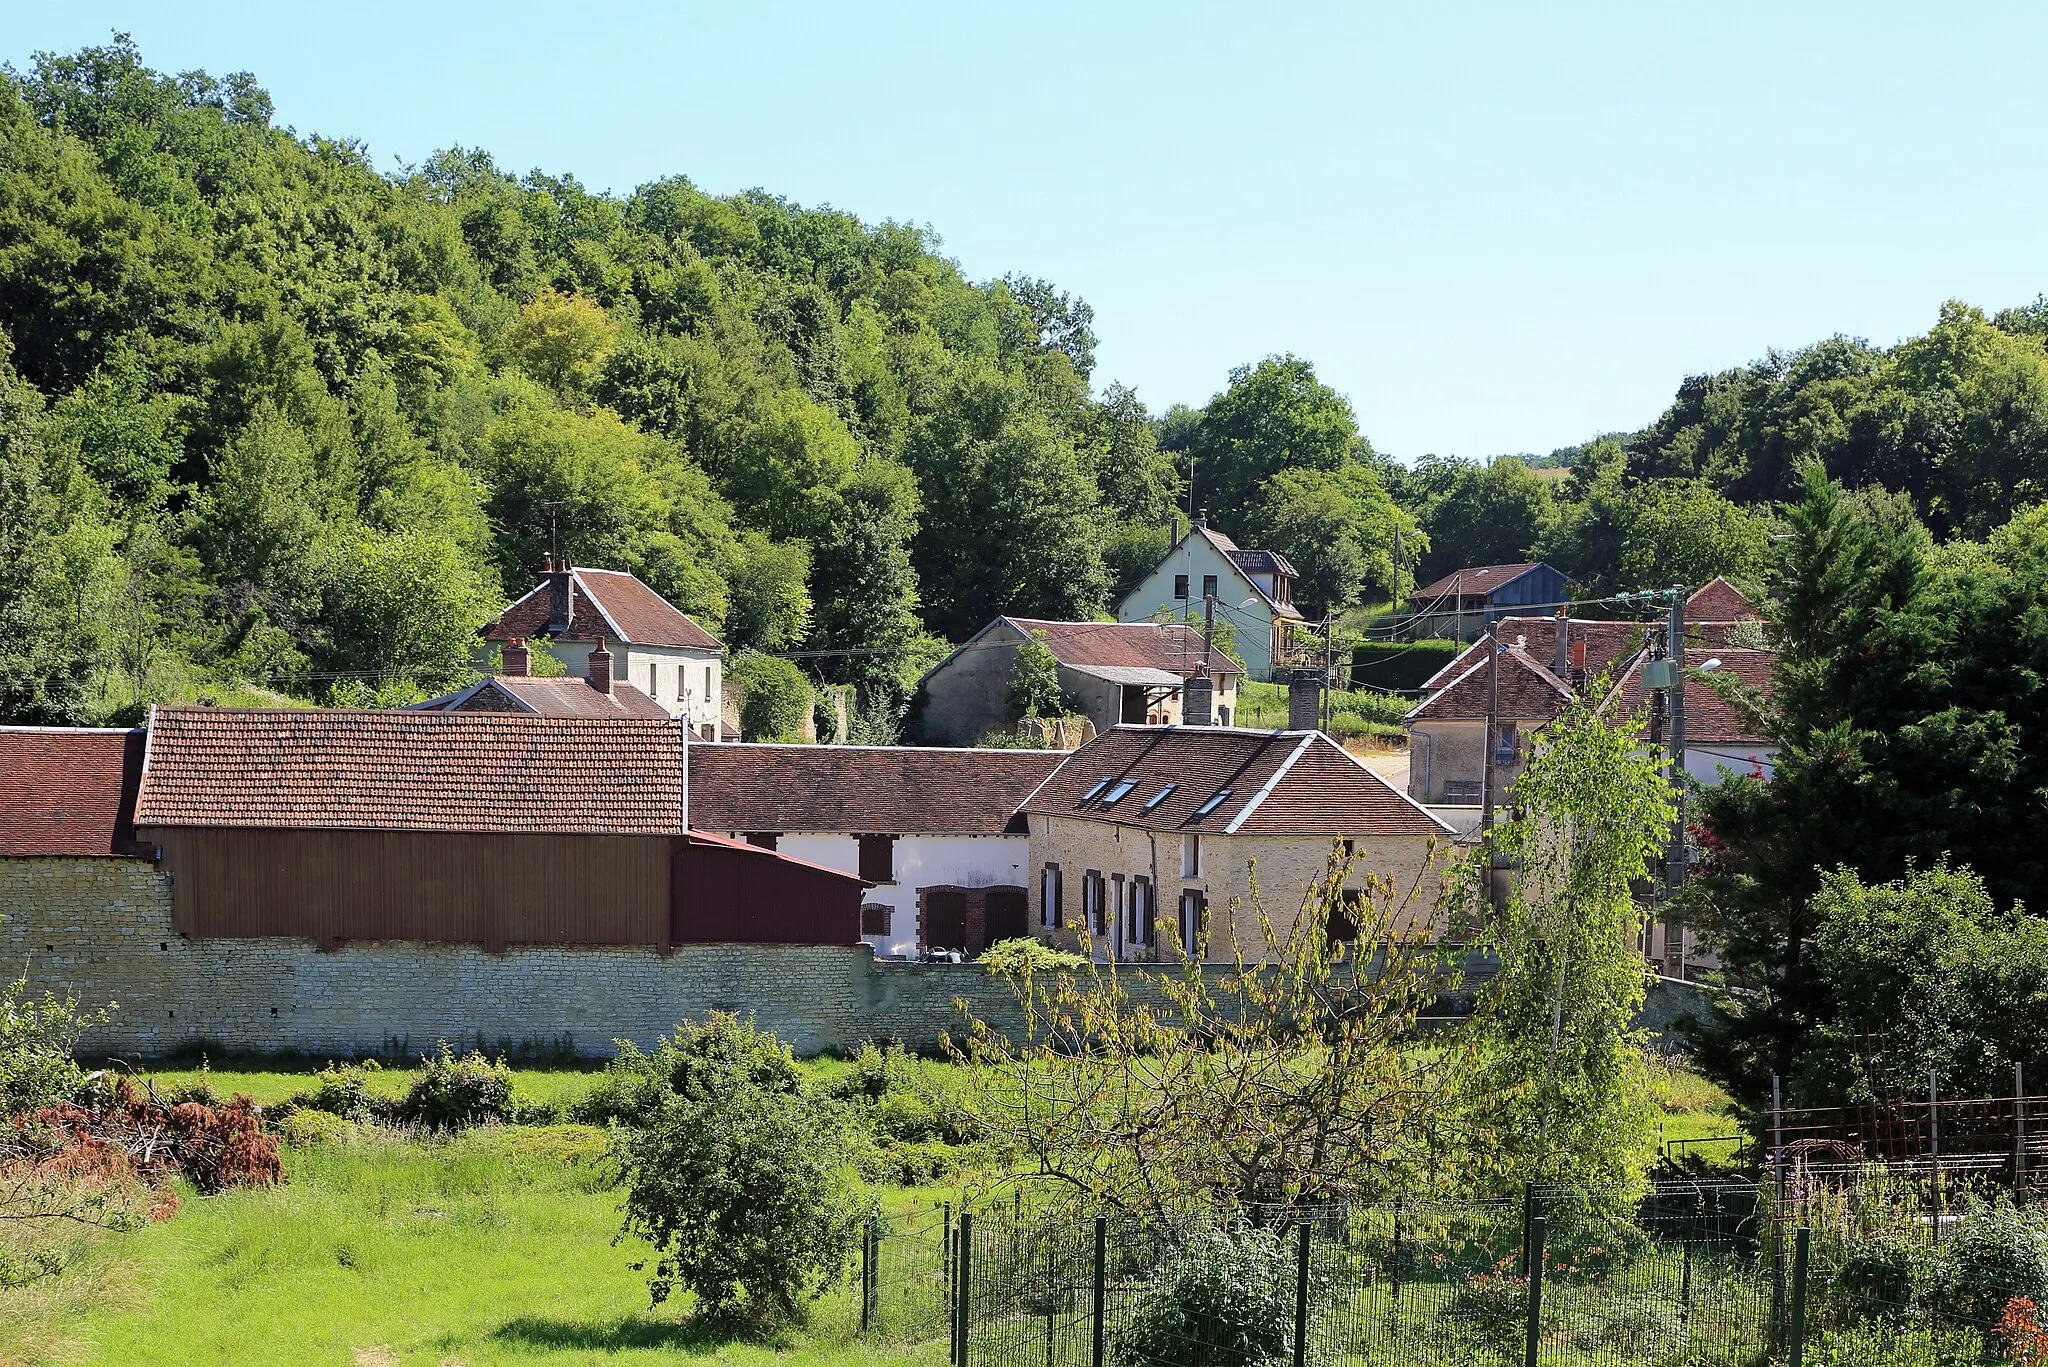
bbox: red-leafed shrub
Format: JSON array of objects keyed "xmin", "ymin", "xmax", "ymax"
[{"xmin": 17, "ymin": 1077, "xmax": 281, "ymax": 1194}]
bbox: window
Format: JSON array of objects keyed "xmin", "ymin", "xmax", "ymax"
[
  {"xmin": 1201, "ymin": 574, "xmax": 1218, "ymax": 600},
  {"xmin": 1173, "ymin": 573, "xmax": 1189, "ymax": 600},
  {"xmin": 858, "ymin": 834, "xmax": 896, "ymax": 884},
  {"xmin": 1495, "ymin": 724, "xmax": 1522, "ymax": 767},
  {"xmin": 1141, "ymin": 784, "xmax": 1177, "ymax": 812},
  {"xmin": 1132, "ymin": 877, "xmax": 1155, "ymax": 947},
  {"xmin": 745, "ymin": 832, "xmax": 780, "ymax": 851},
  {"xmin": 1100, "ymin": 780, "xmax": 1137, "ymax": 805},
  {"xmin": 861, "ymin": 903, "xmax": 891, "ymax": 936},
  {"xmin": 1081, "ymin": 779, "xmax": 1112, "ymax": 802},
  {"xmin": 1083, "ymin": 870, "xmax": 1106, "ymax": 935},
  {"xmin": 1041, "ymin": 863, "xmax": 1063, "ymax": 928},
  {"xmin": 1326, "ymin": 890, "xmax": 1363, "ymax": 946},
  {"xmin": 1193, "ymin": 790, "xmax": 1233, "ymax": 820},
  {"xmin": 1178, "ymin": 890, "xmax": 1206, "ymax": 955},
  {"xmin": 1181, "ymin": 833, "xmax": 1202, "ymax": 879}
]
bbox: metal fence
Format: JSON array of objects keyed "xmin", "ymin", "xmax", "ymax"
[{"xmin": 855, "ymin": 1178, "xmax": 2035, "ymax": 1366}]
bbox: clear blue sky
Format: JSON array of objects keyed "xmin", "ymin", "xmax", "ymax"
[{"xmin": 11, "ymin": 2, "xmax": 2047, "ymax": 460}]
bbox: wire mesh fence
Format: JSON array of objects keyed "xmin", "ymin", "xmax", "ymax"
[{"xmin": 858, "ymin": 1176, "xmax": 2045, "ymax": 1366}]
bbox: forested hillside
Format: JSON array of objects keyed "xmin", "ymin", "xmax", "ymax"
[{"xmin": 4, "ymin": 37, "xmax": 2048, "ymax": 732}]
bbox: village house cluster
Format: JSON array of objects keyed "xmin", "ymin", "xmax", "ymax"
[{"xmin": 0, "ymin": 539, "xmax": 1771, "ymax": 1052}]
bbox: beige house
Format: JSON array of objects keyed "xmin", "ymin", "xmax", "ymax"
[
  {"xmin": 915, "ymin": 617, "xmax": 1242, "ymax": 745},
  {"xmin": 1017, "ymin": 725, "xmax": 1455, "ymax": 963}
]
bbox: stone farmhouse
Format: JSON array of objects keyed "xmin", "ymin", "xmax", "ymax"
[
  {"xmin": 914, "ymin": 617, "xmax": 1243, "ymax": 745},
  {"xmin": 1116, "ymin": 520, "xmax": 1306, "ymax": 681},
  {"xmin": 686, "ymin": 743, "xmax": 1065, "ymax": 960},
  {"xmin": 481, "ymin": 557, "xmax": 726, "ymax": 738},
  {"xmin": 1019, "ymin": 724, "xmax": 1456, "ymax": 963}
]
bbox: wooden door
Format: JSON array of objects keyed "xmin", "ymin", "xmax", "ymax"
[
  {"xmin": 983, "ymin": 886, "xmax": 1027, "ymax": 949},
  {"xmin": 924, "ymin": 888, "xmax": 967, "ymax": 952}
]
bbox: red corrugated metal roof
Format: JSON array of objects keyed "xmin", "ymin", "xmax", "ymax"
[
  {"xmin": 689, "ymin": 743, "xmax": 1062, "ymax": 835},
  {"xmin": 1022, "ymin": 726, "xmax": 1448, "ymax": 837},
  {"xmin": 0, "ymin": 728, "xmax": 145, "ymax": 856},
  {"xmin": 134, "ymin": 708, "xmax": 684, "ymax": 835}
]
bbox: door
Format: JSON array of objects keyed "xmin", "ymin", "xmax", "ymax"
[
  {"xmin": 1120, "ymin": 684, "xmax": 1149, "ymax": 724},
  {"xmin": 983, "ymin": 886, "xmax": 1028, "ymax": 949},
  {"xmin": 924, "ymin": 888, "xmax": 967, "ymax": 952}
]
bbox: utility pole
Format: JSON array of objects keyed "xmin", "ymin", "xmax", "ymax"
[
  {"xmin": 1202, "ymin": 593, "xmax": 1215, "ymax": 674},
  {"xmin": 1481, "ymin": 614, "xmax": 1500, "ymax": 852},
  {"xmin": 1321, "ymin": 617, "xmax": 1334, "ymax": 734},
  {"xmin": 1666, "ymin": 588, "xmax": 1688, "ymax": 871}
]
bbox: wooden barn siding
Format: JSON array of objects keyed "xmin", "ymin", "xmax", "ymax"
[
  {"xmin": 671, "ymin": 841, "xmax": 862, "ymax": 946},
  {"xmin": 145, "ymin": 828, "xmax": 671, "ymax": 946}
]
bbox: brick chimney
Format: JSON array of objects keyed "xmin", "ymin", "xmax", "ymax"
[
  {"xmin": 1570, "ymin": 638, "xmax": 1588, "ymax": 691},
  {"xmin": 502, "ymin": 636, "xmax": 530, "ymax": 677},
  {"xmin": 1183, "ymin": 666, "xmax": 1214, "ymax": 726},
  {"xmin": 587, "ymin": 639, "xmax": 613, "ymax": 696},
  {"xmin": 1288, "ymin": 668, "xmax": 1323, "ymax": 732},
  {"xmin": 547, "ymin": 558, "xmax": 574, "ymax": 634}
]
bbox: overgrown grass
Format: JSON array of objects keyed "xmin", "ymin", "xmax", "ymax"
[
  {"xmin": 5, "ymin": 1121, "xmax": 948, "ymax": 1366},
  {"xmin": 1235, "ymin": 680, "xmax": 1409, "ymax": 742}
]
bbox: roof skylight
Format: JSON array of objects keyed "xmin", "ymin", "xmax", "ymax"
[
  {"xmin": 1081, "ymin": 779, "xmax": 1112, "ymax": 802},
  {"xmin": 1194, "ymin": 790, "xmax": 1233, "ymax": 819},
  {"xmin": 1141, "ymin": 783, "xmax": 1177, "ymax": 812},
  {"xmin": 1100, "ymin": 780, "xmax": 1138, "ymax": 805}
]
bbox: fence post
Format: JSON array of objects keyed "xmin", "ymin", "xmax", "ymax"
[
  {"xmin": 1390, "ymin": 1196, "xmax": 1403, "ymax": 1315},
  {"xmin": 1519, "ymin": 1180, "xmax": 1536, "ymax": 1276},
  {"xmin": 1293, "ymin": 1218, "xmax": 1312, "ymax": 1367},
  {"xmin": 2020, "ymin": 1062, "xmax": 2030, "ymax": 1203},
  {"xmin": 955, "ymin": 1212, "xmax": 972, "ymax": 1367},
  {"xmin": 1092, "ymin": 1216, "xmax": 1107, "ymax": 1367},
  {"xmin": 861, "ymin": 1217, "xmax": 875, "ymax": 1333},
  {"xmin": 1929, "ymin": 1071, "xmax": 1942, "ymax": 1248},
  {"xmin": 1523, "ymin": 1214, "xmax": 1546, "ymax": 1367},
  {"xmin": 1788, "ymin": 1226, "xmax": 1811, "ymax": 1367}
]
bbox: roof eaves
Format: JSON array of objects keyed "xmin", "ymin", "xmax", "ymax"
[
  {"xmin": 1223, "ymin": 731, "xmax": 1319, "ymax": 834},
  {"xmin": 1320, "ymin": 735, "xmax": 1459, "ymax": 835}
]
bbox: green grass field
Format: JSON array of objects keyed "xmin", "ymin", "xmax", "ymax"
[{"xmin": 5, "ymin": 1055, "xmax": 1739, "ymax": 1365}]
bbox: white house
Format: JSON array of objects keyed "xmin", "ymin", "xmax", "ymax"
[
  {"xmin": 1116, "ymin": 521, "xmax": 1305, "ymax": 681},
  {"xmin": 482, "ymin": 558, "xmax": 726, "ymax": 739},
  {"xmin": 685, "ymin": 743, "xmax": 1066, "ymax": 958}
]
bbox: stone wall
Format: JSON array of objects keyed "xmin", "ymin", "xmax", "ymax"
[{"xmin": 0, "ymin": 857, "xmax": 1213, "ymax": 1059}]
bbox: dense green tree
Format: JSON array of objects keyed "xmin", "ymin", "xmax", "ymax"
[
  {"xmin": 1182, "ymin": 355, "xmax": 1372, "ymax": 525},
  {"xmin": 721, "ymin": 532, "xmax": 811, "ymax": 653},
  {"xmin": 1404, "ymin": 454, "xmax": 1554, "ymax": 582},
  {"xmin": 321, "ymin": 526, "xmax": 500, "ymax": 696},
  {"xmin": 1241, "ymin": 465, "xmax": 1416, "ymax": 617},
  {"xmin": 727, "ymin": 650, "xmax": 814, "ymax": 742}
]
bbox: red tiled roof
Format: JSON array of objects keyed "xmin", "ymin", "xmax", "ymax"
[
  {"xmin": 1602, "ymin": 648, "xmax": 1776, "ymax": 746},
  {"xmin": 415, "ymin": 676, "xmax": 672, "ymax": 719},
  {"xmin": 1003, "ymin": 619, "xmax": 1242, "ymax": 677},
  {"xmin": 134, "ymin": 708, "xmax": 684, "ymax": 835},
  {"xmin": 1408, "ymin": 645, "xmax": 1584, "ymax": 724},
  {"xmin": 688, "ymin": 744, "xmax": 1063, "ymax": 835},
  {"xmin": 0, "ymin": 728, "xmax": 145, "ymax": 857},
  {"xmin": 1022, "ymin": 726, "xmax": 1449, "ymax": 837},
  {"xmin": 485, "ymin": 566, "xmax": 721, "ymax": 651},
  {"xmin": 1411, "ymin": 563, "xmax": 1545, "ymax": 603},
  {"xmin": 1687, "ymin": 576, "xmax": 1761, "ymax": 622},
  {"xmin": 1420, "ymin": 618, "xmax": 1648, "ymax": 692}
]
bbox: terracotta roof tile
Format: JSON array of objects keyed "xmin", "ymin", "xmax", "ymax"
[
  {"xmin": 1687, "ymin": 576, "xmax": 1761, "ymax": 622},
  {"xmin": 1419, "ymin": 618, "xmax": 1648, "ymax": 693},
  {"xmin": 1603, "ymin": 648, "xmax": 1776, "ymax": 745},
  {"xmin": 688, "ymin": 744, "xmax": 1063, "ymax": 835},
  {"xmin": 134, "ymin": 708, "xmax": 684, "ymax": 835},
  {"xmin": 1022, "ymin": 726, "xmax": 1449, "ymax": 837},
  {"xmin": 1003, "ymin": 619, "xmax": 1242, "ymax": 677},
  {"xmin": 485, "ymin": 567, "xmax": 721, "ymax": 651},
  {"xmin": 1409, "ymin": 644, "xmax": 1585, "ymax": 724},
  {"xmin": 1411, "ymin": 562, "xmax": 1545, "ymax": 602},
  {"xmin": 415, "ymin": 676, "xmax": 672, "ymax": 719},
  {"xmin": 0, "ymin": 728, "xmax": 145, "ymax": 856}
]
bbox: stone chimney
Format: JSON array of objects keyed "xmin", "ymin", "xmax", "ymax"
[
  {"xmin": 1552, "ymin": 605, "xmax": 1571, "ymax": 681},
  {"xmin": 1288, "ymin": 668, "xmax": 1323, "ymax": 732},
  {"xmin": 502, "ymin": 637, "xmax": 530, "ymax": 677},
  {"xmin": 587, "ymin": 639, "xmax": 613, "ymax": 696},
  {"xmin": 547, "ymin": 559, "xmax": 574, "ymax": 634},
  {"xmin": 1183, "ymin": 667, "xmax": 1214, "ymax": 727}
]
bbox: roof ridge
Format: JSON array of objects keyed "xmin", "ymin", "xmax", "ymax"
[{"xmin": 1223, "ymin": 732, "xmax": 1318, "ymax": 833}]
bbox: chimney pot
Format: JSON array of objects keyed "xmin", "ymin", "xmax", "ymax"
[
  {"xmin": 502, "ymin": 637, "xmax": 531, "ymax": 677},
  {"xmin": 587, "ymin": 640, "xmax": 613, "ymax": 696}
]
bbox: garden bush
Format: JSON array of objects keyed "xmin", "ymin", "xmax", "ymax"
[
  {"xmin": 273, "ymin": 1108, "xmax": 352, "ymax": 1147},
  {"xmin": 609, "ymin": 1015, "xmax": 873, "ymax": 1329},
  {"xmin": 1828, "ymin": 1233, "xmax": 1924, "ymax": 1317},
  {"xmin": 979, "ymin": 937, "xmax": 1088, "ymax": 977},
  {"xmin": 1115, "ymin": 1222, "xmax": 1300, "ymax": 1367},
  {"xmin": 288, "ymin": 1060, "xmax": 384, "ymax": 1122},
  {"xmin": 393, "ymin": 1046, "xmax": 513, "ymax": 1131},
  {"xmin": 1926, "ymin": 1199, "xmax": 2048, "ymax": 1329},
  {"xmin": 0, "ymin": 977, "xmax": 106, "ymax": 1117},
  {"xmin": 1811, "ymin": 1320, "xmax": 1982, "ymax": 1366}
]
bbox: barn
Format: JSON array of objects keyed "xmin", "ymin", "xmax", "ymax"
[{"xmin": 132, "ymin": 707, "xmax": 865, "ymax": 949}]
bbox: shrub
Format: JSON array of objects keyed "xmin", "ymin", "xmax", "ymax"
[
  {"xmin": 1115, "ymin": 1222, "xmax": 1299, "ymax": 1367},
  {"xmin": 978, "ymin": 937, "xmax": 1087, "ymax": 978},
  {"xmin": 393, "ymin": 1046, "xmax": 513, "ymax": 1131},
  {"xmin": 0, "ymin": 977, "xmax": 109, "ymax": 1117},
  {"xmin": 610, "ymin": 1015, "xmax": 873, "ymax": 1329},
  {"xmin": 289, "ymin": 1061, "xmax": 383, "ymax": 1123},
  {"xmin": 728, "ymin": 650, "xmax": 813, "ymax": 742},
  {"xmin": 273, "ymin": 1108, "xmax": 351, "ymax": 1148},
  {"xmin": 1829, "ymin": 1234, "xmax": 1924, "ymax": 1317},
  {"xmin": 1442, "ymin": 1259, "xmax": 1536, "ymax": 1359},
  {"xmin": 1926, "ymin": 1199, "xmax": 2048, "ymax": 1329},
  {"xmin": 1812, "ymin": 1320, "xmax": 1981, "ymax": 1366},
  {"xmin": 24, "ymin": 1077, "xmax": 281, "ymax": 1195}
]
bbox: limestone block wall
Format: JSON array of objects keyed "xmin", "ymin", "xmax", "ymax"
[{"xmin": 0, "ymin": 857, "xmax": 1224, "ymax": 1059}]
